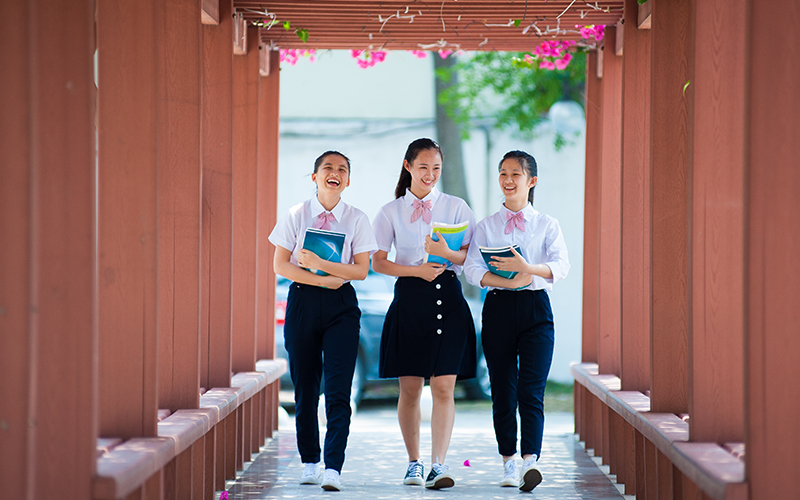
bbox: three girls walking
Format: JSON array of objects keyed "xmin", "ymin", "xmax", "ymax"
[{"xmin": 269, "ymin": 142, "xmax": 568, "ymax": 492}]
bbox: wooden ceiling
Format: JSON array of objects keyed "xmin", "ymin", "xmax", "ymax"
[{"xmin": 233, "ymin": 1, "xmax": 624, "ymax": 52}]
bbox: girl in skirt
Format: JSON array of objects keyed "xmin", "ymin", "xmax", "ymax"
[
  {"xmin": 464, "ymin": 150, "xmax": 569, "ymax": 491},
  {"xmin": 372, "ymin": 138, "xmax": 477, "ymax": 489},
  {"xmin": 269, "ymin": 151, "xmax": 377, "ymax": 492}
]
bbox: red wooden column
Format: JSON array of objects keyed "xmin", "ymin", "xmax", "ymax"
[
  {"xmin": 581, "ymin": 49, "xmax": 603, "ymax": 364},
  {"xmin": 620, "ymin": 0, "xmax": 652, "ymax": 392},
  {"xmin": 97, "ymin": 0, "xmax": 159, "ymax": 438},
  {"xmin": 649, "ymin": 0, "xmax": 691, "ymax": 413},
  {"xmin": 155, "ymin": 0, "xmax": 202, "ymax": 413},
  {"xmin": 200, "ymin": 0, "xmax": 234, "ymax": 389},
  {"xmin": 0, "ymin": 1, "xmax": 96, "ymax": 497},
  {"xmin": 746, "ymin": 0, "xmax": 800, "ymax": 496},
  {"xmin": 598, "ymin": 28, "xmax": 623, "ymax": 377},
  {"xmin": 689, "ymin": 0, "xmax": 745, "ymax": 443},
  {"xmin": 256, "ymin": 49, "xmax": 281, "ymax": 362},
  {"xmin": 232, "ymin": 29, "xmax": 261, "ymax": 373}
]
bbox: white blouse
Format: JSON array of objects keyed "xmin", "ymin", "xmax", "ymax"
[
  {"xmin": 464, "ymin": 203, "xmax": 569, "ymax": 292},
  {"xmin": 268, "ymin": 196, "xmax": 377, "ymax": 267},
  {"xmin": 372, "ymin": 187, "xmax": 476, "ymax": 275}
]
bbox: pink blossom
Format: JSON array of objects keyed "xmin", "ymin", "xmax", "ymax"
[
  {"xmin": 220, "ymin": 492, "xmax": 229, "ymax": 500},
  {"xmin": 554, "ymin": 56, "xmax": 569, "ymax": 70},
  {"xmin": 351, "ymin": 49, "xmax": 363, "ymax": 58},
  {"xmin": 463, "ymin": 460, "xmax": 471, "ymax": 467},
  {"xmin": 580, "ymin": 26, "xmax": 595, "ymax": 39},
  {"xmin": 523, "ymin": 54, "xmax": 534, "ymax": 64},
  {"xmin": 594, "ymin": 25, "xmax": 605, "ymax": 41},
  {"xmin": 408, "ymin": 50, "xmax": 428, "ymax": 58},
  {"xmin": 372, "ymin": 50, "xmax": 387, "ymax": 62},
  {"xmin": 561, "ymin": 52, "xmax": 573, "ymax": 64},
  {"xmin": 438, "ymin": 49, "xmax": 454, "ymax": 59},
  {"xmin": 357, "ymin": 59, "xmax": 369, "ymax": 68},
  {"xmin": 539, "ymin": 59, "xmax": 556, "ymax": 70}
]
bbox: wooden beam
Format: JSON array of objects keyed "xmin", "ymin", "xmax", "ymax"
[
  {"xmin": 598, "ymin": 28, "xmax": 623, "ymax": 377},
  {"xmin": 746, "ymin": 0, "xmax": 800, "ymax": 496},
  {"xmin": 255, "ymin": 49, "xmax": 281, "ymax": 361},
  {"xmin": 620, "ymin": 0, "xmax": 652, "ymax": 392},
  {"xmin": 1, "ymin": 1, "xmax": 96, "ymax": 497},
  {"xmin": 649, "ymin": 0, "xmax": 690, "ymax": 414},
  {"xmin": 201, "ymin": 0, "xmax": 234, "ymax": 389},
  {"xmin": 638, "ymin": 0, "xmax": 652, "ymax": 29},
  {"xmin": 201, "ymin": 0, "xmax": 219, "ymax": 25},
  {"xmin": 156, "ymin": 0, "xmax": 202, "ymax": 412},
  {"xmin": 581, "ymin": 49, "xmax": 603, "ymax": 364},
  {"xmin": 97, "ymin": 0, "xmax": 159, "ymax": 439},
  {"xmin": 233, "ymin": 11, "xmax": 248, "ymax": 55},
  {"xmin": 231, "ymin": 29, "xmax": 260, "ymax": 373}
]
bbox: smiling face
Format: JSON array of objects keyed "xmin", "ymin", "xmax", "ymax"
[
  {"xmin": 312, "ymin": 153, "xmax": 350, "ymax": 195},
  {"xmin": 499, "ymin": 157, "xmax": 537, "ymax": 208},
  {"xmin": 404, "ymin": 148, "xmax": 442, "ymax": 198}
]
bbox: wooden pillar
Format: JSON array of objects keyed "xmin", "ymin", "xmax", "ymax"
[
  {"xmin": 97, "ymin": 0, "xmax": 159, "ymax": 438},
  {"xmin": 156, "ymin": 0, "xmax": 202, "ymax": 413},
  {"xmin": 620, "ymin": 0, "xmax": 652, "ymax": 392},
  {"xmin": 688, "ymin": 0, "xmax": 746, "ymax": 443},
  {"xmin": 581, "ymin": 49, "xmax": 603, "ymax": 364},
  {"xmin": 0, "ymin": 1, "xmax": 96, "ymax": 497},
  {"xmin": 649, "ymin": 0, "xmax": 691, "ymax": 414},
  {"xmin": 256, "ymin": 49, "xmax": 281, "ymax": 361},
  {"xmin": 200, "ymin": 0, "xmax": 234, "ymax": 389},
  {"xmin": 232, "ymin": 29, "xmax": 260, "ymax": 373},
  {"xmin": 598, "ymin": 27, "xmax": 623, "ymax": 376},
  {"xmin": 746, "ymin": 0, "xmax": 800, "ymax": 496}
]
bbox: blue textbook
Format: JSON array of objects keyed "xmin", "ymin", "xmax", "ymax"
[
  {"xmin": 425, "ymin": 221, "xmax": 469, "ymax": 266},
  {"xmin": 302, "ymin": 228, "xmax": 346, "ymax": 276},
  {"xmin": 479, "ymin": 245, "xmax": 523, "ymax": 279}
]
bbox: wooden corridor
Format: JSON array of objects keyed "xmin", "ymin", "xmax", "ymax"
[{"xmin": 2, "ymin": 1, "xmax": 799, "ymax": 499}]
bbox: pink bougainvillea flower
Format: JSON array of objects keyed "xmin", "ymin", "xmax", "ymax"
[
  {"xmin": 372, "ymin": 50, "xmax": 388, "ymax": 63},
  {"xmin": 463, "ymin": 460, "xmax": 471, "ymax": 467},
  {"xmin": 408, "ymin": 50, "xmax": 428, "ymax": 58},
  {"xmin": 351, "ymin": 49, "xmax": 363, "ymax": 58},
  {"xmin": 220, "ymin": 492, "xmax": 229, "ymax": 500},
  {"xmin": 554, "ymin": 56, "xmax": 570, "ymax": 70},
  {"xmin": 523, "ymin": 54, "xmax": 534, "ymax": 64},
  {"xmin": 594, "ymin": 25, "xmax": 605, "ymax": 41},
  {"xmin": 579, "ymin": 25, "xmax": 595, "ymax": 39},
  {"xmin": 357, "ymin": 59, "xmax": 369, "ymax": 68},
  {"xmin": 438, "ymin": 49, "xmax": 454, "ymax": 59},
  {"xmin": 539, "ymin": 59, "xmax": 556, "ymax": 70}
]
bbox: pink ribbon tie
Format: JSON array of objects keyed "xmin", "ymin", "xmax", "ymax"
[
  {"xmin": 313, "ymin": 211, "xmax": 336, "ymax": 230},
  {"xmin": 411, "ymin": 199, "xmax": 432, "ymax": 224},
  {"xmin": 505, "ymin": 211, "xmax": 525, "ymax": 234}
]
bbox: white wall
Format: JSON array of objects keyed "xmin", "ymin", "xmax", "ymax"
[{"xmin": 277, "ymin": 50, "xmax": 584, "ymax": 382}]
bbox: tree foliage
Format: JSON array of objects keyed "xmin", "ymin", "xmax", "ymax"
[{"xmin": 435, "ymin": 50, "xmax": 587, "ymax": 147}]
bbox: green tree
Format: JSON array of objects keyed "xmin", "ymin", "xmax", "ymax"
[{"xmin": 435, "ymin": 51, "xmax": 587, "ymax": 149}]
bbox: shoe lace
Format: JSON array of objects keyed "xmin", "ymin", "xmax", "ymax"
[
  {"xmin": 324, "ymin": 469, "xmax": 340, "ymax": 482},
  {"xmin": 432, "ymin": 463, "xmax": 450, "ymax": 475},
  {"xmin": 407, "ymin": 461, "xmax": 424, "ymax": 476},
  {"xmin": 504, "ymin": 460, "xmax": 517, "ymax": 477},
  {"xmin": 303, "ymin": 463, "xmax": 318, "ymax": 476}
]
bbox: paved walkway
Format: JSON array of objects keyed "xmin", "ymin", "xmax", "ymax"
[{"xmin": 225, "ymin": 406, "xmax": 628, "ymax": 499}]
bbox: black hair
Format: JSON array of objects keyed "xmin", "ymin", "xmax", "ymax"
[
  {"xmin": 394, "ymin": 138, "xmax": 444, "ymax": 199},
  {"xmin": 499, "ymin": 150, "xmax": 538, "ymax": 205},
  {"xmin": 314, "ymin": 150, "xmax": 351, "ymax": 174}
]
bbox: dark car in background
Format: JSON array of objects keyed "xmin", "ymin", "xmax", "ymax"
[{"xmin": 275, "ymin": 272, "xmax": 490, "ymax": 406}]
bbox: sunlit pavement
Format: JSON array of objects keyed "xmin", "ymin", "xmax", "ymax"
[{"xmin": 224, "ymin": 400, "xmax": 629, "ymax": 499}]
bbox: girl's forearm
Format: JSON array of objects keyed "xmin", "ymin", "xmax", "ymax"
[{"xmin": 524, "ymin": 263, "xmax": 553, "ymax": 279}]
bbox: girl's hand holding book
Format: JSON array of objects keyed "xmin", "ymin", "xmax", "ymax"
[
  {"xmin": 417, "ymin": 262, "xmax": 446, "ymax": 282},
  {"xmin": 489, "ymin": 246, "xmax": 530, "ymax": 274},
  {"xmin": 319, "ymin": 275, "xmax": 345, "ymax": 290},
  {"xmin": 424, "ymin": 232, "xmax": 451, "ymax": 259},
  {"xmin": 297, "ymin": 248, "xmax": 324, "ymax": 272},
  {"xmin": 507, "ymin": 272, "xmax": 533, "ymax": 290}
]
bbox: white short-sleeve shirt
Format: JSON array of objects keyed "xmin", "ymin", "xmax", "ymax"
[
  {"xmin": 268, "ymin": 196, "xmax": 378, "ymax": 268},
  {"xmin": 464, "ymin": 203, "xmax": 569, "ymax": 292},
  {"xmin": 372, "ymin": 187, "xmax": 476, "ymax": 275}
]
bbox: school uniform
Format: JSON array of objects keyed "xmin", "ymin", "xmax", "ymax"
[
  {"xmin": 269, "ymin": 196, "xmax": 377, "ymax": 473},
  {"xmin": 464, "ymin": 203, "xmax": 569, "ymax": 459},
  {"xmin": 372, "ymin": 187, "xmax": 477, "ymax": 380}
]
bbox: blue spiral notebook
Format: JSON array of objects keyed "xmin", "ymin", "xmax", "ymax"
[
  {"xmin": 302, "ymin": 228, "xmax": 346, "ymax": 276},
  {"xmin": 479, "ymin": 245, "xmax": 523, "ymax": 279}
]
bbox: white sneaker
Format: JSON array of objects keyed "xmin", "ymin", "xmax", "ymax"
[
  {"xmin": 500, "ymin": 459, "xmax": 518, "ymax": 487},
  {"xmin": 321, "ymin": 468, "xmax": 342, "ymax": 491},
  {"xmin": 425, "ymin": 463, "xmax": 455, "ymax": 489},
  {"xmin": 300, "ymin": 462, "xmax": 321, "ymax": 485},
  {"xmin": 519, "ymin": 457, "xmax": 542, "ymax": 491}
]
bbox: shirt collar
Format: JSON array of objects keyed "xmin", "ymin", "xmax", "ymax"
[
  {"xmin": 404, "ymin": 186, "xmax": 440, "ymax": 206},
  {"xmin": 312, "ymin": 195, "xmax": 345, "ymax": 223},
  {"xmin": 502, "ymin": 203, "xmax": 537, "ymax": 221}
]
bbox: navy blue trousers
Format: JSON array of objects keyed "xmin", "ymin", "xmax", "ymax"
[
  {"xmin": 481, "ymin": 289, "xmax": 554, "ymax": 458},
  {"xmin": 283, "ymin": 282, "xmax": 360, "ymax": 472}
]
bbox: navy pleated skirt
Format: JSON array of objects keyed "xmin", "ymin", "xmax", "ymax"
[{"xmin": 379, "ymin": 270, "xmax": 477, "ymax": 379}]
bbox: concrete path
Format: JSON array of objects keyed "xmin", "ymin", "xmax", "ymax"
[{"xmin": 225, "ymin": 402, "xmax": 628, "ymax": 499}]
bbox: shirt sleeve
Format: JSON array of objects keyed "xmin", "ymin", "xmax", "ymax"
[
  {"xmin": 268, "ymin": 211, "xmax": 298, "ymax": 253},
  {"xmin": 351, "ymin": 210, "xmax": 379, "ymax": 256},
  {"xmin": 371, "ymin": 207, "xmax": 395, "ymax": 253},
  {"xmin": 543, "ymin": 218, "xmax": 570, "ymax": 284},
  {"xmin": 464, "ymin": 221, "xmax": 490, "ymax": 288}
]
